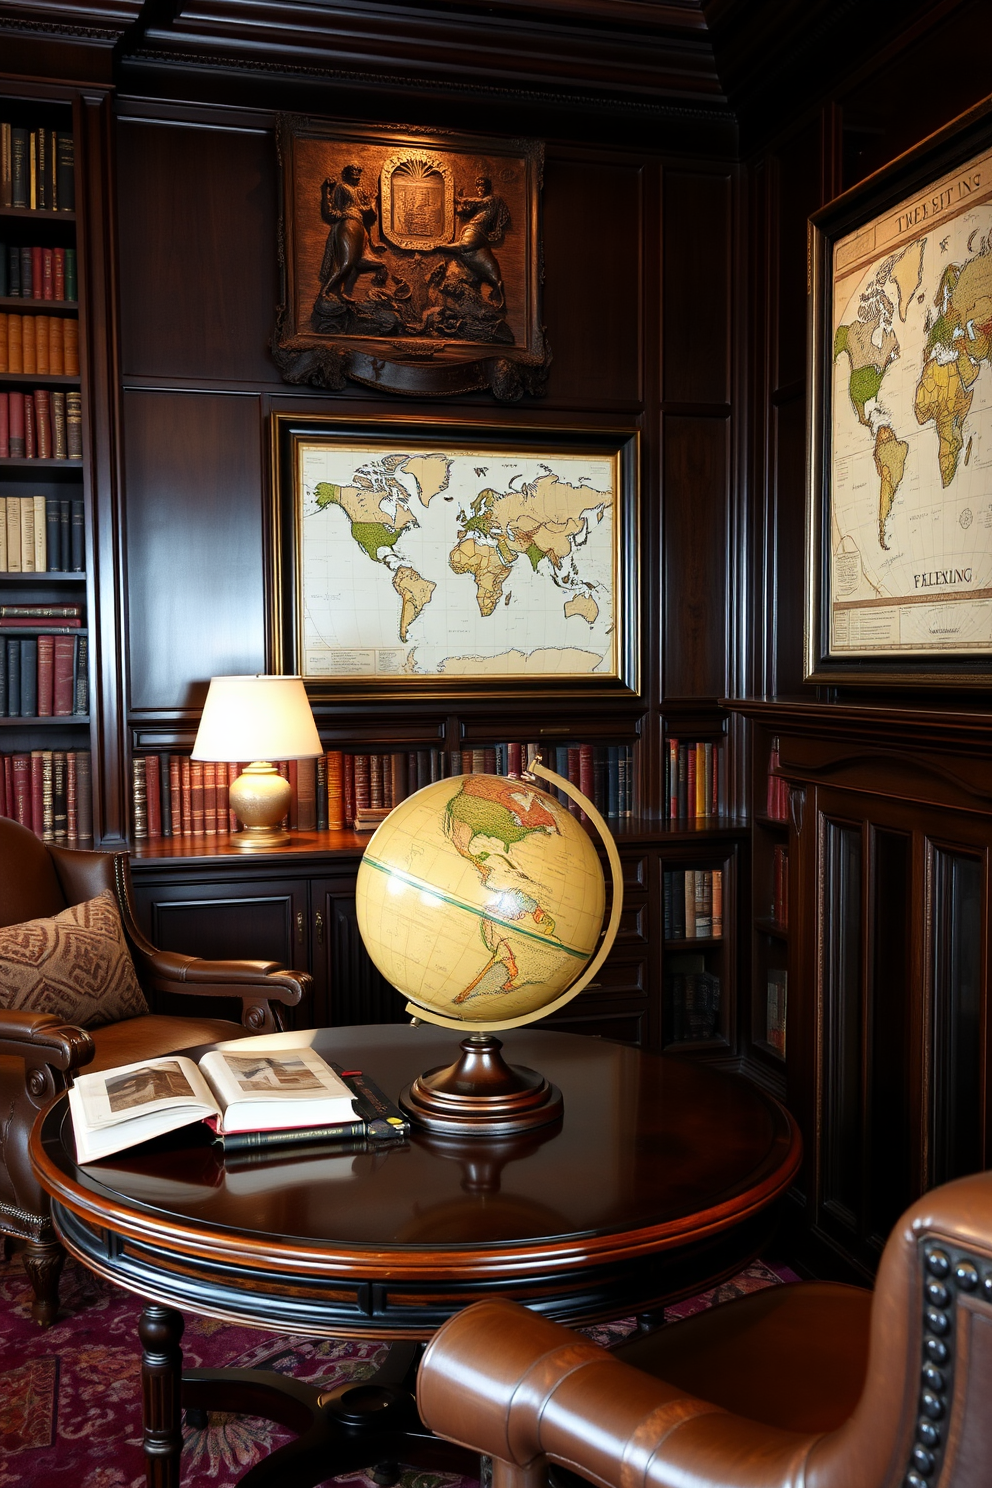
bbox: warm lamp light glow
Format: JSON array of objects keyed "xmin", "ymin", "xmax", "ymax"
[{"xmin": 192, "ymin": 675, "xmax": 322, "ymax": 850}]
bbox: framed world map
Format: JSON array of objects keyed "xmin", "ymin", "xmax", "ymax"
[
  {"xmin": 807, "ymin": 96, "xmax": 992, "ymax": 683},
  {"xmin": 270, "ymin": 415, "xmax": 640, "ymax": 699}
]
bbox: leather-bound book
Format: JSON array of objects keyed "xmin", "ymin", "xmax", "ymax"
[
  {"xmin": 507, "ymin": 741, "xmax": 522, "ymax": 776},
  {"xmin": 36, "ymin": 634, "xmax": 54, "ymax": 715},
  {"xmin": 52, "ymin": 751, "xmax": 67, "ymax": 842},
  {"xmin": 227, "ymin": 761, "xmax": 239, "ymax": 830},
  {"xmin": 6, "ymin": 637, "xmax": 20, "ymax": 715},
  {"xmin": 416, "ymin": 751, "xmax": 430, "ymax": 790},
  {"xmin": 189, "ymin": 759, "xmax": 205, "ymax": 835},
  {"xmin": 63, "ymin": 317, "xmax": 77, "ymax": 376},
  {"xmin": 75, "ymin": 751, "xmax": 92, "ymax": 839},
  {"xmin": 390, "ymin": 752, "xmax": 407, "ymax": 808},
  {"xmin": 19, "ymin": 637, "xmax": 37, "ymax": 716},
  {"xmin": 64, "ymin": 248, "xmax": 77, "ymax": 301},
  {"xmin": 51, "ymin": 392, "xmax": 66, "ymax": 461},
  {"xmin": 52, "ymin": 634, "xmax": 75, "ymax": 715},
  {"xmin": 19, "ymin": 496, "xmax": 35, "ymax": 570},
  {"xmin": 22, "ymin": 314, "xmax": 36, "ymax": 374},
  {"xmin": 58, "ymin": 499, "xmax": 70, "ymax": 562},
  {"xmin": 369, "ymin": 753, "xmax": 383, "ymax": 809},
  {"xmin": 74, "ymin": 635, "xmax": 87, "ymax": 716},
  {"xmin": 70, "ymin": 499, "xmax": 84, "ymax": 569},
  {"xmin": 34, "ymin": 388, "xmax": 52, "ymax": 459},
  {"xmin": 35, "ymin": 130, "xmax": 48, "ymax": 210},
  {"xmin": 286, "ymin": 757, "xmax": 298, "ymax": 828},
  {"xmin": 6, "ymin": 245, "xmax": 19, "ymax": 295},
  {"xmin": 35, "ymin": 315, "xmax": 50, "ymax": 375},
  {"xmin": 566, "ymin": 746, "xmax": 582, "ymax": 817},
  {"xmin": 578, "ymin": 743, "xmax": 594, "ymax": 824},
  {"xmin": 0, "ymin": 394, "xmax": 8, "ymax": 460},
  {"xmin": 23, "ymin": 393, "xmax": 35, "ymax": 458},
  {"xmin": 5, "ymin": 495, "xmax": 20, "ymax": 568},
  {"xmin": 7, "ymin": 316, "xmax": 22, "ymax": 374},
  {"xmin": 297, "ymin": 757, "xmax": 316, "ymax": 831},
  {"xmin": 42, "ymin": 247, "xmax": 53, "ymax": 299},
  {"xmin": 157, "ymin": 753, "xmax": 171, "ymax": 836},
  {"xmin": 30, "ymin": 749, "xmax": 45, "ymax": 836},
  {"xmin": 214, "ymin": 761, "xmax": 228, "ymax": 835},
  {"xmin": 12, "ymin": 754, "xmax": 31, "ymax": 829},
  {"xmin": 326, "ymin": 750, "xmax": 344, "ymax": 830},
  {"xmin": 343, "ymin": 752, "xmax": 355, "ymax": 828},
  {"xmin": 53, "ymin": 247, "xmax": 65, "ymax": 300},
  {"xmin": 354, "ymin": 754, "xmax": 371, "ymax": 813},
  {"xmin": 145, "ymin": 755, "xmax": 161, "ymax": 838},
  {"xmin": 11, "ymin": 128, "xmax": 28, "ymax": 208},
  {"xmin": 0, "ymin": 633, "xmax": 5, "ymax": 711},
  {"xmin": 33, "ymin": 494, "xmax": 45, "ymax": 570},
  {"xmin": 1, "ymin": 754, "xmax": 10, "ymax": 817},
  {"xmin": 169, "ymin": 755, "xmax": 182, "ymax": 834},
  {"xmin": 202, "ymin": 758, "xmax": 217, "ymax": 833},
  {"xmin": 181, "ymin": 756, "xmax": 192, "ymax": 833},
  {"xmin": 19, "ymin": 248, "xmax": 31, "ymax": 299},
  {"xmin": 66, "ymin": 391, "xmax": 82, "ymax": 458},
  {"xmin": 0, "ymin": 312, "xmax": 6, "ymax": 373},
  {"xmin": 315, "ymin": 753, "xmax": 328, "ymax": 830},
  {"xmin": 66, "ymin": 751, "xmax": 77, "ymax": 839},
  {"xmin": 45, "ymin": 497, "xmax": 60, "ymax": 566},
  {"xmin": 1, "ymin": 121, "xmax": 11, "ymax": 208},
  {"xmin": 31, "ymin": 246, "xmax": 42, "ymax": 300},
  {"xmin": 131, "ymin": 756, "xmax": 148, "ymax": 840},
  {"xmin": 56, "ymin": 133, "xmax": 74, "ymax": 211}
]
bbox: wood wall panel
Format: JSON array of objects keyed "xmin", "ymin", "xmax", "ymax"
[
  {"xmin": 117, "ymin": 119, "xmax": 278, "ymax": 383},
  {"xmin": 770, "ymin": 120, "xmax": 822, "ymax": 393},
  {"xmin": 542, "ymin": 158, "xmax": 642, "ymax": 406},
  {"xmin": 662, "ymin": 413, "xmax": 729, "ymax": 698},
  {"xmin": 123, "ymin": 390, "xmax": 267, "ymax": 713},
  {"xmin": 771, "ymin": 394, "xmax": 807, "ymax": 696},
  {"xmin": 662, "ymin": 170, "xmax": 731, "ymax": 407}
]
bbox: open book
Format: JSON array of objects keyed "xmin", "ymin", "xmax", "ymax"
[{"xmin": 68, "ymin": 1046, "xmax": 359, "ymax": 1163}]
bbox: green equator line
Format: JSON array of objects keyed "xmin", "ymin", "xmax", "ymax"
[{"xmin": 363, "ymin": 857, "xmax": 590, "ymax": 959}]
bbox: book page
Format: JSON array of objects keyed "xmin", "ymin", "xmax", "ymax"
[
  {"xmin": 198, "ymin": 1047, "xmax": 352, "ymax": 1110},
  {"xmin": 72, "ymin": 1055, "xmax": 219, "ymax": 1132}
]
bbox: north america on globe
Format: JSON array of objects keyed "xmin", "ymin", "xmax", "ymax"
[{"xmin": 299, "ymin": 443, "xmax": 617, "ymax": 679}]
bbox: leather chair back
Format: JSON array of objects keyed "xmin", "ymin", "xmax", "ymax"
[{"xmin": 0, "ymin": 818, "xmax": 70, "ymax": 927}]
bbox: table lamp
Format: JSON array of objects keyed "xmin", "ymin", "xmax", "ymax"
[{"xmin": 192, "ymin": 675, "xmax": 322, "ymax": 851}]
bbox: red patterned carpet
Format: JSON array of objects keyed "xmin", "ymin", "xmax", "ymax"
[{"xmin": 1, "ymin": 1245, "xmax": 796, "ymax": 1488}]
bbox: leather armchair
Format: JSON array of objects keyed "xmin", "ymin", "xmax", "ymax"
[
  {"xmin": 0, "ymin": 817, "xmax": 312, "ymax": 1326},
  {"xmin": 419, "ymin": 1170, "xmax": 992, "ymax": 1488}
]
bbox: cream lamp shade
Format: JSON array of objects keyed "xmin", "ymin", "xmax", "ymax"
[{"xmin": 192, "ymin": 675, "xmax": 322, "ymax": 850}]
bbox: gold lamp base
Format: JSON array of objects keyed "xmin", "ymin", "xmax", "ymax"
[{"xmin": 228, "ymin": 761, "xmax": 293, "ymax": 850}]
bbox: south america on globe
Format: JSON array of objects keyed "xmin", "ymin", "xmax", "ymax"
[{"xmin": 355, "ymin": 773, "xmax": 606, "ymax": 1027}]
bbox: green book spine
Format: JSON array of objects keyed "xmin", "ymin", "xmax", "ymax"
[{"xmin": 64, "ymin": 247, "xmax": 77, "ymax": 302}]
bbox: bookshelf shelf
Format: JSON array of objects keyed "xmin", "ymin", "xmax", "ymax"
[
  {"xmin": 663, "ymin": 935, "xmax": 723, "ymax": 950},
  {"xmin": 0, "ymin": 569, "xmax": 84, "ymax": 580},
  {"xmin": 0, "ymin": 207, "xmax": 75, "ymax": 221},
  {"xmin": 0, "ymin": 296, "xmax": 78, "ymax": 313},
  {"xmin": 0, "ymin": 373, "xmax": 80, "ymax": 387},
  {"xmin": 0, "ymin": 458, "xmax": 83, "ymax": 469},
  {"xmin": 0, "ymin": 715, "xmax": 88, "ymax": 726}
]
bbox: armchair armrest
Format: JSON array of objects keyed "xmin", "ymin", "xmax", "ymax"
[
  {"xmin": 0, "ymin": 1010, "xmax": 95, "ymax": 1109},
  {"xmin": 135, "ymin": 947, "xmax": 311, "ymax": 1032}
]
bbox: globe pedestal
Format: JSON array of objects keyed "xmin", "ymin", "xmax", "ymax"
[{"xmin": 400, "ymin": 1034, "xmax": 563, "ymax": 1136}]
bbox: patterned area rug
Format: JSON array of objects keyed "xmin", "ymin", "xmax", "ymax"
[{"xmin": 0, "ymin": 1246, "xmax": 796, "ymax": 1488}]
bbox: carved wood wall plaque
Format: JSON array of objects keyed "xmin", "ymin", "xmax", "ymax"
[{"xmin": 272, "ymin": 117, "xmax": 550, "ymax": 402}]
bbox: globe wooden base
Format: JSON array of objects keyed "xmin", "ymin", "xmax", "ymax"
[{"xmin": 399, "ymin": 1034, "xmax": 563, "ymax": 1136}]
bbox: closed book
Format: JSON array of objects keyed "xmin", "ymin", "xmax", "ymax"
[
  {"xmin": 56, "ymin": 133, "xmax": 74, "ymax": 211},
  {"xmin": 286, "ymin": 757, "xmax": 298, "ymax": 828},
  {"xmin": 6, "ymin": 245, "xmax": 18, "ymax": 295},
  {"xmin": 23, "ymin": 393, "xmax": 35, "ymax": 458},
  {"xmin": 132, "ymin": 756, "xmax": 147, "ymax": 839},
  {"xmin": 31, "ymin": 245, "xmax": 42, "ymax": 301},
  {"xmin": 34, "ymin": 387, "xmax": 52, "ymax": 459},
  {"xmin": 75, "ymin": 751, "xmax": 92, "ymax": 839},
  {"xmin": 578, "ymin": 743, "xmax": 594, "ymax": 824},
  {"xmin": 11, "ymin": 128, "xmax": 28, "ymax": 208},
  {"xmin": 684, "ymin": 871, "xmax": 696, "ymax": 939},
  {"xmin": 470, "ymin": 747, "xmax": 485, "ymax": 774},
  {"xmin": 70, "ymin": 499, "xmax": 84, "ymax": 569},
  {"xmin": 483, "ymin": 747, "xmax": 496, "ymax": 774},
  {"xmin": 169, "ymin": 755, "xmax": 182, "ymax": 835},
  {"xmin": 36, "ymin": 634, "xmax": 54, "ymax": 715},
  {"xmin": 59, "ymin": 499, "xmax": 70, "ymax": 564},
  {"xmin": 0, "ymin": 312, "xmax": 6, "ymax": 372},
  {"xmin": 12, "ymin": 753, "xmax": 31, "ymax": 829},
  {"xmin": 145, "ymin": 755, "xmax": 162, "ymax": 838},
  {"xmin": 227, "ymin": 762, "xmax": 239, "ymax": 831},
  {"xmin": 448, "ymin": 749, "xmax": 462, "ymax": 775},
  {"xmin": 663, "ymin": 872, "xmax": 672, "ymax": 938},
  {"xmin": 19, "ymin": 637, "xmax": 37, "ymax": 715},
  {"xmin": 343, "ymin": 752, "xmax": 355, "ymax": 827},
  {"xmin": 45, "ymin": 497, "xmax": 61, "ymax": 568},
  {"xmin": 354, "ymin": 754, "xmax": 371, "ymax": 813},
  {"xmin": 7, "ymin": 313, "xmax": 21, "ymax": 373},
  {"xmin": 507, "ymin": 741, "xmax": 522, "ymax": 776},
  {"xmin": 64, "ymin": 248, "xmax": 77, "ymax": 302},
  {"xmin": 66, "ymin": 751, "xmax": 77, "ymax": 839},
  {"xmin": 0, "ymin": 251, "xmax": 5, "ymax": 298},
  {"xmin": 159, "ymin": 752, "xmax": 172, "ymax": 837},
  {"xmin": 0, "ymin": 619, "xmax": 80, "ymax": 629},
  {"xmin": 52, "ymin": 751, "xmax": 67, "ymax": 842},
  {"xmin": 19, "ymin": 248, "xmax": 31, "ymax": 301},
  {"xmin": 369, "ymin": 752, "xmax": 383, "ymax": 809},
  {"xmin": 30, "ymin": 750, "xmax": 45, "ymax": 836},
  {"xmin": 1, "ymin": 122, "xmax": 10, "ymax": 207},
  {"xmin": 390, "ymin": 752, "xmax": 407, "ymax": 807},
  {"xmin": 35, "ymin": 129, "xmax": 48, "ymax": 210},
  {"xmin": 712, "ymin": 869, "xmax": 723, "ymax": 938},
  {"xmin": 416, "ymin": 751, "xmax": 430, "ymax": 790},
  {"xmin": 64, "ymin": 317, "xmax": 78, "ymax": 375},
  {"xmin": 52, "ymin": 634, "xmax": 75, "ymax": 714},
  {"xmin": 51, "ymin": 391, "xmax": 66, "ymax": 460},
  {"xmin": 22, "ymin": 313, "xmax": 36, "ymax": 373},
  {"xmin": 203, "ymin": 759, "xmax": 217, "ymax": 833},
  {"xmin": 1, "ymin": 755, "xmax": 10, "ymax": 817},
  {"xmin": 0, "ymin": 636, "xmax": 5, "ymax": 714},
  {"xmin": 686, "ymin": 746, "xmax": 696, "ymax": 821},
  {"xmin": 297, "ymin": 756, "xmax": 316, "ymax": 831},
  {"xmin": 326, "ymin": 750, "xmax": 344, "ymax": 831},
  {"xmin": 6, "ymin": 637, "xmax": 20, "ymax": 715},
  {"xmin": 8, "ymin": 390, "xmax": 24, "ymax": 458},
  {"xmin": 19, "ymin": 496, "xmax": 35, "ymax": 570},
  {"xmin": 42, "ymin": 247, "xmax": 53, "ymax": 299},
  {"xmin": 0, "ymin": 604, "xmax": 82, "ymax": 618},
  {"xmin": 5, "ymin": 497, "xmax": 21, "ymax": 570},
  {"xmin": 190, "ymin": 759, "xmax": 204, "ymax": 834},
  {"xmin": 606, "ymin": 746, "xmax": 619, "ymax": 816},
  {"xmin": 36, "ymin": 314, "xmax": 50, "ymax": 374},
  {"xmin": 33, "ymin": 494, "xmax": 45, "ymax": 570},
  {"xmin": 695, "ymin": 870, "xmax": 711, "ymax": 937},
  {"xmin": 315, "ymin": 753, "xmax": 328, "ymax": 830},
  {"xmin": 72, "ymin": 633, "xmax": 87, "ymax": 713},
  {"xmin": 66, "ymin": 391, "xmax": 82, "ymax": 458},
  {"xmin": 53, "ymin": 247, "xmax": 65, "ymax": 300},
  {"xmin": 0, "ymin": 394, "xmax": 7, "ymax": 460}
]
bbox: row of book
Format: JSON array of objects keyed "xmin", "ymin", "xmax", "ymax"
[
  {"xmin": 0, "ymin": 389, "xmax": 82, "ymax": 460},
  {"xmin": 766, "ymin": 739, "xmax": 788, "ymax": 821},
  {"xmin": 771, "ymin": 844, "xmax": 788, "ymax": 927},
  {"xmin": 131, "ymin": 742, "xmax": 637, "ymax": 839},
  {"xmin": 1, "ymin": 497, "xmax": 85, "ymax": 571},
  {"xmin": 664, "ymin": 739, "xmax": 724, "ymax": 821},
  {"xmin": 1, "ymin": 244, "xmax": 77, "ymax": 300},
  {"xmin": 0, "ymin": 123, "xmax": 74, "ymax": 211},
  {"xmin": 665, "ymin": 959, "xmax": 721, "ymax": 1044},
  {"xmin": 766, "ymin": 969, "xmax": 787, "ymax": 1056},
  {"xmin": 0, "ymin": 632, "xmax": 88, "ymax": 716},
  {"xmin": 662, "ymin": 868, "xmax": 724, "ymax": 940},
  {"xmin": 0, "ymin": 313, "xmax": 80, "ymax": 375},
  {"xmin": 0, "ymin": 749, "xmax": 92, "ymax": 842}
]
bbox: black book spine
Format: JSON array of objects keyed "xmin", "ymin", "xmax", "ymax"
[
  {"xmin": 7, "ymin": 244, "xmax": 19, "ymax": 297},
  {"xmin": 59, "ymin": 500, "xmax": 70, "ymax": 565},
  {"xmin": 218, "ymin": 1121, "xmax": 369, "ymax": 1154},
  {"xmin": 70, "ymin": 499, "xmax": 84, "ymax": 571},
  {"xmin": 36, "ymin": 128, "xmax": 47, "ymax": 211},
  {"xmin": 0, "ymin": 637, "xmax": 6, "ymax": 717},
  {"xmin": 11, "ymin": 128, "xmax": 28, "ymax": 209},
  {"xmin": 20, "ymin": 637, "xmax": 37, "ymax": 717},
  {"xmin": 46, "ymin": 498, "xmax": 61, "ymax": 571},
  {"xmin": 0, "ymin": 247, "xmax": 6, "ymax": 298},
  {"xmin": 19, "ymin": 245, "xmax": 32, "ymax": 299},
  {"xmin": 160, "ymin": 751, "xmax": 172, "ymax": 836},
  {"xmin": 52, "ymin": 750, "xmax": 67, "ymax": 841},
  {"xmin": 315, "ymin": 753, "xmax": 328, "ymax": 831},
  {"xmin": 7, "ymin": 638, "xmax": 21, "ymax": 717},
  {"xmin": 55, "ymin": 133, "xmax": 74, "ymax": 212},
  {"xmin": 73, "ymin": 635, "xmax": 88, "ymax": 716}
]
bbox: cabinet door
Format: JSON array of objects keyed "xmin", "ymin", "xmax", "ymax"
[
  {"xmin": 310, "ymin": 875, "xmax": 408, "ymax": 1029},
  {"xmin": 131, "ymin": 875, "xmax": 312, "ymax": 1024}
]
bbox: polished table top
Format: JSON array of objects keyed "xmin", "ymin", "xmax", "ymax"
[{"xmin": 32, "ymin": 1025, "xmax": 801, "ymax": 1336}]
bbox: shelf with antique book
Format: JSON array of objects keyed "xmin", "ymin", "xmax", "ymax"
[
  {"xmin": 0, "ymin": 82, "xmax": 98, "ymax": 849},
  {"xmin": 741, "ymin": 720, "xmax": 792, "ymax": 1083}
]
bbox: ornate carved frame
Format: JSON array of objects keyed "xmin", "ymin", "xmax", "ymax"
[{"xmin": 272, "ymin": 116, "xmax": 550, "ymax": 403}]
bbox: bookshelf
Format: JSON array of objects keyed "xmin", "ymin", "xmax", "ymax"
[{"xmin": 747, "ymin": 721, "xmax": 791, "ymax": 1082}]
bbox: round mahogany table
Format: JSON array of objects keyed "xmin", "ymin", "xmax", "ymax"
[{"xmin": 31, "ymin": 1025, "xmax": 801, "ymax": 1488}]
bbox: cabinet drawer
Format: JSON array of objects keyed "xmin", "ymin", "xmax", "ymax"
[{"xmin": 589, "ymin": 956, "xmax": 648, "ymax": 997}]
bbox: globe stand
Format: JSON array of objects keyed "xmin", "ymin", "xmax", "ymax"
[{"xmin": 399, "ymin": 1033, "xmax": 563, "ymax": 1136}]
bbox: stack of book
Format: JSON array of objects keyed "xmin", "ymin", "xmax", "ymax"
[
  {"xmin": 664, "ymin": 738, "xmax": 723, "ymax": 821},
  {"xmin": 0, "ymin": 122, "xmax": 74, "ymax": 211},
  {"xmin": 666, "ymin": 957, "xmax": 721, "ymax": 1043},
  {"xmin": 662, "ymin": 868, "xmax": 723, "ymax": 940},
  {"xmin": 772, "ymin": 844, "xmax": 788, "ymax": 927},
  {"xmin": 0, "ymin": 498, "xmax": 85, "ymax": 570},
  {"xmin": 0, "ymin": 313, "xmax": 80, "ymax": 374},
  {"xmin": 766, "ymin": 969, "xmax": 787, "ymax": 1056},
  {"xmin": 0, "ymin": 389, "xmax": 81, "ymax": 459},
  {"xmin": 0, "ymin": 619, "xmax": 87, "ymax": 716},
  {"xmin": 0, "ymin": 748, "xmax": 92, "ymax": 841},
  {"xmin": 766, "ymin": 739, "xmax": 789, "ymax": 821},
  {"xmin": 0, "ymin": 244, "xmax": 77, "ymax": 299}
]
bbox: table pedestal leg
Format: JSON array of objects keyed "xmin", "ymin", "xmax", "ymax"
[{"xmin": 139, "ymin": 1302, "xmax": 185, "ymax": 1488}]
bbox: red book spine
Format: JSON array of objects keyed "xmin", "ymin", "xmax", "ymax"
[
  {"xmin": 3, "ymin": 756, "xmax": 13, "ymax": 818},
  {"xmin": 145, "ymin": 754, "xmax": 161, "ymax": 837},
  {"xmin": 169, "ymin": 755, "xmax": 182, "ymax": 834},
  {"xmin": 203, "ymin": 759, "xmax": 217, "ymax": 833},
  {"xmin": 190, "ymin": 760, "xmax": 204, "ymax": 834},
  {"xmin": 483, "ymin": 747, "xmax": 497, "ymax": 774},
  {"xmin": 181, "ymin": 756, "xmax": 192, "ymax": 833},
  {"xmin": 578, "ymin": 743, "xmax": 594, "ymax": 825},
  {"xmin": 53, "ymin": 247, "xmax": 65, "ymax": 300},
  {"xmin": 31, "ymin": 246, "xmax": 42, "ymax": 301},
  {"xmin": 13, "ymin": 754, "xmax": 31, "ymax": 829},
  {"xmin": 42, "ymin": 248, "xmax": 54, "ymax": 300},
  {"xmin": 23, "ymin": 394, "xmax": 35, "ymax": 458},
  {"xmin": 508, "ymin": 741, "xmax": 522, "ymax": 776},
  {"xmin": 30, "ymin": 750, "xmax": 44, "ymax": 836},
  {"xmin": 36, "ymin": 634, "xmax": 54, "ymax": 714},
  {"xmin": 216, "ymin": 765, "xmax": 229, "ymax": 833},
  {"xmin": 0, "ymin": 393, "xmax": 7, "ymax": 459},
  {"xmin": 343, "ymin": 752, "xmax": 356, "ymax": 827},
  {"xmin": 687, "ymin": 746, "xmax": 697, "ymax": 821},
  {"xmin": 287, "ymin": 757, "xmax": 298, "ymax": 829},
  {"xmin": 228, "ymin": 762, "xmax": 239, "ymax": 830},
  {"xmin": 52, "ymin": 635, "xmax": 75, "ymax": 714}
]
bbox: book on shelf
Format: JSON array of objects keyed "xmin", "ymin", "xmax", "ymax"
[
  {"xmin": 0, "ymin": 123, "xmax": 72, "ymax": 212},
  {"xmin": 67, "ymin": 1044, "xmax": 363, "ymax": 1164},
  {"xmin": 0, "ymin": 629, "xmax": 86, "ymax": 716},
  {"xmin": 662, "ymin": 869, "xmax": 723, "ymax": 939},
  {"xmin": 0, "ymin": 244, "xmax": 74, "ymax": 302},
  {"xmin": 766, "ymin": 969, "xmax": 787, "ymax": 1056},
  {"xmin": 766, "ymin": 739, "xmax": 789, "ymax": 821},
  {"xmin": 0, "ymin": 496, "xmax": 84, "ymax": 571},
  {"xmin": 0, "ymin": 748, "xmax": 92, "ymax": 841},
  {"xmin": 0, "ymin": 313, "xmax": 77, "ymax": 373},
  {"xmin": 0, "ymin": 392, "xmax": 82, "ymax": 464},
  {"xmin": 664, "ymin": 738, "xmax": 723, "ymax": 822},
  {"xmin": 666, "ymin": 954, "xmax": 721, "ymax": 1044},
  {"xmin": 772, "ymin": 844, "xmax": 788, "ymax": 927}
]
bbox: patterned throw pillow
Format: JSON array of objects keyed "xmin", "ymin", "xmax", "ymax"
[{"xmin": 0, "ymin": 890, "xmax": 149, "ymax": 1028}]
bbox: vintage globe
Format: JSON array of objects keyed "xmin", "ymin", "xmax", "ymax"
[{"xmin": 355, "ymin": 772, "xmax": 609, "ymax": 1030}]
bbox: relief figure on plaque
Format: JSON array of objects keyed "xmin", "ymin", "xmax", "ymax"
[
  {"xmin": 317, "ymin": 164, "xmax": 386, "ymax": 303},
  {"xmin": 439, "ymin": 176, "xmax": 510, "ymax": 309}
]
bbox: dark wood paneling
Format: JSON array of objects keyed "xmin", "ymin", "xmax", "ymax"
[
  {"xmin": 117, "ymin": 119, "xmax": 278, "ymax": 383},
  {"xmin": 123, "ymin": 390, "xmax": 267, "ymax": 713},
  {"xmin": 542, "ymin": 157, "xmax": 642, "ymax": 407},
  {"xmin": 662, "ymin": 413, "xmax": 729, "ymax": 697},
  {"xmin": 771, "ymin": 393, "xmax": 806, "ymax": 696},
  {"xmin": 663, "ymin": 170, "xmax": 731, "ymax": 406},
  {"xmin": 770, "ymin": 119, "xmax": 822, "ymax": 392}
]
